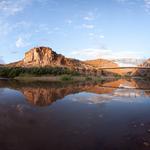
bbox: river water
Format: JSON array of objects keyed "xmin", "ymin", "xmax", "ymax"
[{"xmin": 0, "ymin": 79, "xmax": 150, "ymax": 150}]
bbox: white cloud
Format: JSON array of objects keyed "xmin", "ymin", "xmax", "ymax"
[
  {"xmin": 82, "ymin": 24, "xmax": 95, "ymax": 29},
  {"xmin": 0, "ymin": 22, "xmax": 12, "ymax": 36},
  {"xmin": 15, "ymin": 37, "xmax": 28, "ymax": 48},
  {"xmin": 144, "ymin": 0, "xmax": 150, "ymax": 6},
  {"xmin": 66, "ymin": 19, "xmax": 73, "ymax": 24},
  {"xmin": 0, "ymin": 0, "xmax": 57, "ymax": 15},
  {"xmin": 115, "ymin": 0, "xmax": 150, "ymax": 12},
  {"xmin": 83, "ymin": 12, "xmax": 95, "ymax": 21},
  {"xmin": 144, "ymin": 0, "xmax": 150, "ymax": 12},
  {"xmin": 68, "ymin": 48, "xmax": 144, "ymax": 61},
  {"xmin": 0, "ymin": 0, "xmax": 32, "ymax": 15},
  {"xmin": 69, "ymin": 49, "xmax": 111, "ymax": 60},
  {"xmin": 99, "ymin": 35, "xmax": 104, "ymax": 39},
  {"xmin": 115, "ymin": 0, "xmax": 128, "ymax": 3}
]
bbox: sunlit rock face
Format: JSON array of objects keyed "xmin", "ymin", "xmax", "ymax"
[{"xmin": 24, "ymin": 47, "xmax": 71, "ymax": 67}]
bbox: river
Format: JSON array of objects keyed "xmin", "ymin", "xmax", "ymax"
[{"xmin": 0, "ymin": 79, "xmax": 150, "ymax": 150}]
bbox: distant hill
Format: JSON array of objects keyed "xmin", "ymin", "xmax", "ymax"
[{"xmin": 84, "ymin": 59, "xmax": 118, "ymax": 68}]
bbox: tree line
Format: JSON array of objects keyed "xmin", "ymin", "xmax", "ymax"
[{"xmin": 0, "ymin": 67, "xmax": 79, "ymax": 78}]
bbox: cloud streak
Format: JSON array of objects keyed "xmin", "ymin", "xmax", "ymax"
[
  {"xmin": 144, "ymin": 0, "xmax": 150, "ymax": 12},
  {"xmin": 15, "ymin": 37, "xmax": 29, "ymax": 48},
  {"xmin": 82, "ymin": 24, "xmax": 95, "ymax": 29},
  {"xmin": 68, "ymin": 48, "xmax": 145, "ymax": 60},
  {"xmin": 0, "ymin": 0, "xmax": 32, "ymax": 15}
]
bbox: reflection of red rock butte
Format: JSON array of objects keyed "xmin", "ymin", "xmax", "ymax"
[
  {"xmin": 0, "ymin": 79, "xmax": 149, "ymax": 106},
  {"xmin": 20, "ymin": 79, "xmax": 150, "ymax": 106}
]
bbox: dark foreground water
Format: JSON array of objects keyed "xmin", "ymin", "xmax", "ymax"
[{"xmin": 0, "ymin": 79, "xmax": 150, "ymax": 150}]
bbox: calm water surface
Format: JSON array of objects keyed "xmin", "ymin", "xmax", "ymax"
[{"xmin": 0, "ymin": 79, "xmax": 150, "ymax": 150}]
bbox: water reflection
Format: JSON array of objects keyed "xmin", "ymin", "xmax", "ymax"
[
  {"xmin": 0, "ymin": 79, "xmax": 150, "ymax": 106},
  {"xmin": 0, "ymin": 79, "xmax": 150, "ymax": 150}
]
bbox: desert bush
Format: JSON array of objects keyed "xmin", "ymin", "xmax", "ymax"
[{"xmin": 0, "ymin": 67, "xmax": 79, "ymax": 78}]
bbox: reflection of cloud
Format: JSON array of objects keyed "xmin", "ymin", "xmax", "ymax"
[{"xmin": 68, "ymin": 92, "xmax": 112, "ymax": 105}]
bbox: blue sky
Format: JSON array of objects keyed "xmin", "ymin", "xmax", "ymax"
[{"xmin": 0, "ymin": 0, "xmax": 150, "ymax": 63}]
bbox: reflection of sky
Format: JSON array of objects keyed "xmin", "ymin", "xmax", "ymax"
[
  {"xmin": 66, "ymin": 88, "xmax": 150, "ymax": 105},
  {"xmin": 67, "ymin": 92, "xmax": 113, "ymax": 105},
  {"xmin": 0, "ymin": 88, "xmax": 5, "ymax": 95},
  {"xmin": 0, "ymin": 88, "xmax": 26, "ymax": 104},
  {"xmin": 0, "ymin": 79, "xmax": 150, "ymax": 107}
]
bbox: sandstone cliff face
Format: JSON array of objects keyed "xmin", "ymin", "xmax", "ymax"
[{"xmin": 24, "ymin": 47, "xmax": 67, "ymax": 67}]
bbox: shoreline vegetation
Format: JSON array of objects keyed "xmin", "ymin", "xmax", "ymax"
[{"xmin": 0, "ymin": 67, "xmax": 149, "ymax": 83}]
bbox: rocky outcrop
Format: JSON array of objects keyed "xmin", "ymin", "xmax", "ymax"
[
  {"xmin": 140, "ymin": 59, "xmax": 150, "ymax": 68},
  {"xmin": 133, "ymin": 59, "xmax": 150, "ymax": 77}
]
